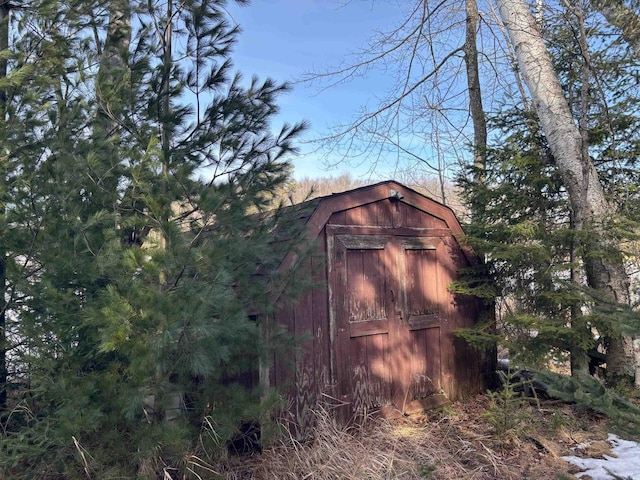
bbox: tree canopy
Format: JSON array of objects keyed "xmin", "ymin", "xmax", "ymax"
[{"xmin": 0, "ymin": 1, "xmax": 308, "ymax": 477}]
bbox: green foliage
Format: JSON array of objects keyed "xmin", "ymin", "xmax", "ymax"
[
  {"xmin": 538, "ymin": 371, "xmax": 640, "ymax": 438},
  {"xmin": 417, "ymin": 463, "xmax": 437, "ymax": 478},
  {"xmin": 456, "ymin": 118, "xmax": 592, "ymax": 366},
  {"xmin": 456, "ymin": 3, "xmax": 640, "ymax": 372},
  {"xmin": 0, "ymin": 1, "xmax": 309, "ymax": 478},
  {"xmin": 482, "ymin": 370, "xmax": 531, "ymax": 438}
]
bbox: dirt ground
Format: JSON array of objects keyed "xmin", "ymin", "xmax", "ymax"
[{"xmin": 221, "ymin": 394, "xmax": 618, "ymax": 479}]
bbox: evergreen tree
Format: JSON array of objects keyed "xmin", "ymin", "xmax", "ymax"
[
  {"xmin": 456, "ymin": 1, "xmax": 640, "ymax": 378},
  {"xmin": 457, "ymin": 110, "xmax": 588, "ymax": 369},
  {"xmin": 0, "ymin": 0, "xmax": 10, "ymax": 415},
  {"xmin": 0, "ymin": 1, "xmax": 307, "ymax": 478}
]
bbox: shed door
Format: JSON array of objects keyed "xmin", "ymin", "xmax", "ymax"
[
  {"xmin": 400, "ymin": 237, "xmax": 443, "ymax": 408},
  {"xmin": 332, "ymin": 233, "xmax": 444, "ymax": 415},
  {"xmin": 333, "ymin": 234, "xmax": 393, "ymax": 415}
]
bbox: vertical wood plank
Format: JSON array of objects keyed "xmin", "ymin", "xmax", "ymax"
[
  {"xmin": 362, "ymin": 249, "xmax": 386, "ymax": 320},
  {"xmin": 360, "ymin": 202, "xmax": 377, "ymax": 226},
  {"xmin": 400, "ymin": 236, "xmax": 447, "ymax": 406},
  {"xmin": 386, "ymin": 237, "xmax": 410, "ymax": 409},
  {"xmin": 438, "ymin": 237, "xmax": 456, "ymax": 398},
  {"xmin": 406, "ymin": 203, "xmax": 423, "ymax": 228},
  {"xmin": 346, "ymin": 249, "xmax": 363, "ymax": 321},
  {"xmin": 312, "ymin": 236, "xmax": 330, "ymax": 400},
  {"xmin": 345, "ymin": 206, "xmax": 361, "ymax": 225},
  {"xmin": 298, "ymin": 259, "xmax": 317, "ymax": 434},
  {"xmin": 410, "ymin": 329, "xmax": 428, "ymax": 400},
  {"xmin": 275, "ymin": 303, "xmax": 296, "ymax": 392},
  {"xmin": 332, "ymin": 236, "xmax": 352, "ymax": 422},
  {"xmin": 367, "ymin": 333, "xmax": 390, "ymax": 406},
  {"xmin": 404, "ymin": 248, "xmax": 439, "ymax": 318},
  {"xmin": 424, "ymin": 214, "xmax": 448, "ymax": 228},
  {"xmin": 258, "ymin": 313, "xmax": 274, "ymax": 392},
  {"xmin": 377, "ymin": 199, "xmax": 394, "ymax": 227},
  {"xmin": 426, "ymin": 326, "xmax": 442, "ymax": 392},
  {"xmin": 274, "ymin": 302, "xmax": 296, "ymax": 426},
  {"xmin": 329, "ymin": 210, "xmax": 346, "ymax": 225},
  {"xmin": 350, "ymin": 335, "xmax": 369, "ymax": 418}
]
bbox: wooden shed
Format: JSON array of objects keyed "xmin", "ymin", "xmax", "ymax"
[{"xmin": 264, "ymin": 181, "xmax": 494, "ymax": 430}]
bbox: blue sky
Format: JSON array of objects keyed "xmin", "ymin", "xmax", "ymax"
[{"xmin": 226, "ymin": 0, "xmax": 408, "ymax": 180}]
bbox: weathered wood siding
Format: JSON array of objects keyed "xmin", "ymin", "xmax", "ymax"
[
  {"xmin": 266, "ymin": 182, "xmax": 494, "ymax": 434},
  {"xmin": 268, "ymin": 240, "xmax": 331, "ymax": 433}
]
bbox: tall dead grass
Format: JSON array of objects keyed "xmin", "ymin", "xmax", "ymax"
[{"xmin": 224, "ymin": 400, "xmax": 526, "ymax": 480}]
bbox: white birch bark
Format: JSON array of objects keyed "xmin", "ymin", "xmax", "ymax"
[{"xmin": 495, "ymin": 0, "xmax": 637, "ymax": 384}]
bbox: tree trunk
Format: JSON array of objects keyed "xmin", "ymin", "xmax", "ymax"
[
  {"xmin": 464, "ymin": 0, "xmax": 487, "ymax": 185},
  {"xmin": 591, "ymin": 0, "xmax": 640, "ymax": 56},
  {"xmin": 94, "ymin": 0, "xmax": 130, "ymax": 212},
  {"xmin": 496, "ymin": 0, "xmax": 635, "ymax": 384},
  {"xmin": 96, "ymin": 0, "xmax": 130, "ymax": 128},
  {"xmin": 0, "ymin": 0, "xmax": 10, "ymax": 415}
]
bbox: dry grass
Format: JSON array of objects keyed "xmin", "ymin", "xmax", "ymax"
[{"xmin": 222, "ymin": 394, "xmax": 612, "ymax": 480}]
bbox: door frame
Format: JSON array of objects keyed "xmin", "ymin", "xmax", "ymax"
[{"xmin": 327, "ymin": 225, "xmax": 448, "ymax": 411}]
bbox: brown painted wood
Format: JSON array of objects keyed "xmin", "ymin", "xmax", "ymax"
[
  {"xmin": 360, "ymin": 201, "xmax": 378, "ymax": 226},
  {"xmin": 410, "ymin": 328, "xmax": 429, "ymax": 399},
  {"xmin": 330, "ymin": 228, "xmax": 450, "ymax": 413},
  {"xmin": 332, "ymin": 233, "xmax": 394, "ymax": 417},
  {"xmin": 350, "ymin": 335, "xmax": 369, "ymax": 417},
  {"xmin": 269, "ymin": 182, "xmax": 492, "ymax": 432},
  {"xmin": 386, "ymin": 237, "xmax": 408, "ymax": 409},
  {"xmin": 344, "ymin": 206, "xmax": 361, "ymax": 225},
  {"xmin": 328, "ymin": 210, "xmax": 346, "ymax": 224},
  {"xmin": 339, "ymin": 234, "xmax": 389, "ymax": 250},
  {"xmin": 376, "ymin": 198, "xmax": 394, "ymax": 226},
  {"xmin": 277, "ymin": 181, "xmax": 475, "ymax": 276},
  {"xmin": 407, "ymin": 316, "xmax": 440, "ymax": 331},
  {"xmin": 426, "ymin": 326, "xmax": 443, "ymax": 393},
  {"xmin": 349, "ymin": 319, "xmax": 389, "ymax": 337},
  {"xmin": 327, "ymin": 225, "xmax": 451, "ymax": 237},
  {"xmin": 294, "ymin": 256, "xmax": 316, "ymax": 435},
  {"xmin": 330, "ymin": 232, "xmax": 352, "ymax": 418},
  {"xmin": 437, "ymin": 236, "xmax": 456, "ymax": 398},
  {"xmin": 312, "ymin": 238, "xmax": 330, "ymax": 398},
  {"xmin": 274, "ymin": 303, "xmax": 296, "ymax": 398},
  {"xmin": 406, "ymin": 202, "xmax": 423, "ymax": 228},
  {"xmin": 367, "ymin": 332, "xmax": 390, "ymax": 407},
  {"xmin": 399, "ymin": 236, "xmax": 445, "ymax": 410},
  {"xmin": 402, "ymin": 240, "xmax": 441, "ymax": 323}
]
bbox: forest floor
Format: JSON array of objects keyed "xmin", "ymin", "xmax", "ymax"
[{"xmin": 221, "ymin": 393, "xmax": 635, "ymax": 480}]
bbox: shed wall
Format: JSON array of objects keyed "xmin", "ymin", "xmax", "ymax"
[
  {"xmin": 267, "ymin": 238, "xmax": 331, "ymax": 432},
  {"xmin": 268, "ymin": 188, "xmax": 492, "ymax": 435}
]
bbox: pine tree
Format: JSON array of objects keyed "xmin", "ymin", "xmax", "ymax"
[
  {"xmin": 0, "ymin": 1, "xmax": 307, "ymax": 478},
  {"xmin": 0, "ymin": 0, "xmax": 10, "ymax": 416},
  {"xmin": 493, "ymin": 0, "xmax": 640, "ymax": 384},
  {"xmin": 456, "ymin": 110, "xmax": 588, "ymax": 369}
]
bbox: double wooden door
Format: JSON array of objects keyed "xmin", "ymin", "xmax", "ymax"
[{"xmin": 330, "ymin": 229, "xmax": 448, "ymax": 415}]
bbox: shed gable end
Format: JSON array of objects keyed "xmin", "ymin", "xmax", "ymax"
[
  {"xmin": 267, "ymin": 181, "xmax": 492, "ymax": 436},
  {"xmin": 328, "ymin": 201, "xmax": 449, "ymax": 230}
]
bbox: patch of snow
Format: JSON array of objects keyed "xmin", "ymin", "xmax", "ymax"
[{"xmin": 563, "ymin": 433, "xmax": 640, "ymax": 480}]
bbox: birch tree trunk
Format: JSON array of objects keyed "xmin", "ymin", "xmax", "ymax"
[{"xmin": 495, "ymin": 0, "xmax": 637, "ymax": 385}]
